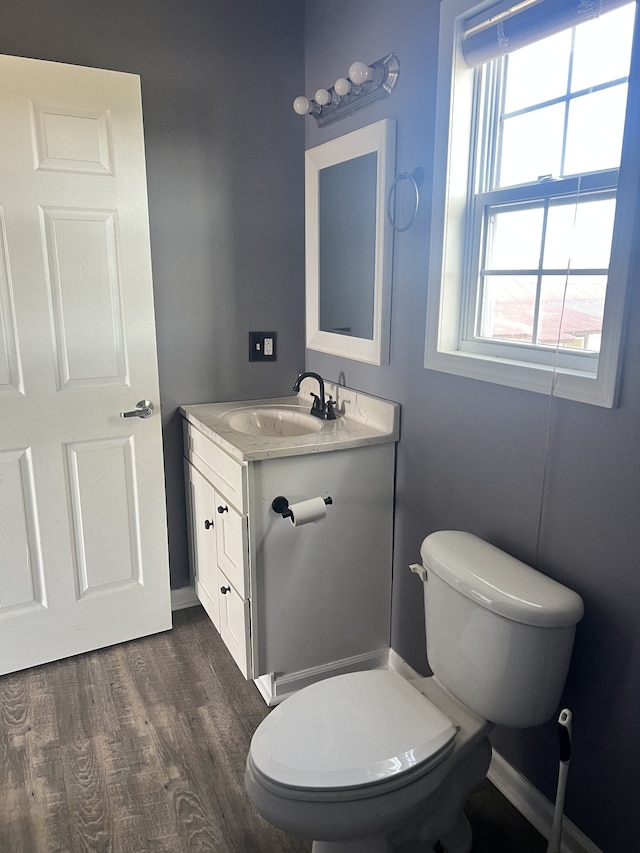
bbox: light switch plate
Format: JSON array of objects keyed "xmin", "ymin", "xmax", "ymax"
[{"xmin": 249, "ymin": 331, "xmax": 277, "ymax": 361}]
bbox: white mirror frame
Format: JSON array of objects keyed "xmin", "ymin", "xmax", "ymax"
[{"xmin": 305, "ymin": 119, "xmax": 396, "ymax": 365}]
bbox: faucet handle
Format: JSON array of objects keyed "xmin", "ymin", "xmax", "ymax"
[{"xmin": 326, "ymin": 396, "xmax": 337, "ymax": 420}]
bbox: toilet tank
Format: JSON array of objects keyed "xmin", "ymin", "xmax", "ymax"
[{"xmin": 418, "ymin": 531, "xmax": 584, "ymax": 728}]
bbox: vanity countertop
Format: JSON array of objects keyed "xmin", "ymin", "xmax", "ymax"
[{"xmin": 180, "ymin": 380, "xmax": 400, "ymax": 463}]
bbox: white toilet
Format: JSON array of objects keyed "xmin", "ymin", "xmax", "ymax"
[{"xmin": 245, "ymin": 531, "xmax": 584, "ymax": 853}]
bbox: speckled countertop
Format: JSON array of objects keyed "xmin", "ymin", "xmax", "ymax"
[{"xmin": 180, "ymin": 379, "xmax": 400, "ymax": 462}]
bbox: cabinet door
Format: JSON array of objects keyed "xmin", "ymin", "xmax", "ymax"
[
  {"xmin": 214, "ymin": 492, "xmax": 249, "ymax": 598},
  {"xmin": 188, "ymin": 463, "xmax": 220, "ymax": 630},
  {"xmin": 218, "ymin": 568, "xmax": 252, "ymax": 678}
]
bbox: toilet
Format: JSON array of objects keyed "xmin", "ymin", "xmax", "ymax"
[{"xmin": 245, "ymin": 531, "xmax": 584, "ymax": 853}]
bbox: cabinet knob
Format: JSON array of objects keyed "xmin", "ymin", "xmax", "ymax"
[
  {"xmin": 217, "ymin": 505, "xmax": 229, "ymax": 514},
  {"xmin": 220, "ymin": 585, "xmax": 231, "ymax": 595},
  {"xmin": 204, "ymin": 519, "xmax": 214, "ymax": 530}
]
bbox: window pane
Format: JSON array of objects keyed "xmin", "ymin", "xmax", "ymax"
[
  {"xmin": 485, "ymin": 206, "xmax": 543, "ymax": 270},
  {"xmin": 571, "ymin": 4, "xmax": 635, "ymax": 93},
  {"xmin": 478, "ymin": 275, "xmax": 537, "ymax": 343},
  {"xmin": 564, "ymin": 84, "xmax": 628, "ymax": 175},
  {"xmin": 504, "ymin": 30, "xmax": 571, "ymax": 113},
  {"xmin": 544, "ymin": 197, "xmax": 616, "ymax": 270},
  {"xmin": 499, "ymin": 104, "xmax": 564, "ymax": 186},
  {"xmin": 538, "ymin": 275, "xmax": 606, "ymax": 350}
]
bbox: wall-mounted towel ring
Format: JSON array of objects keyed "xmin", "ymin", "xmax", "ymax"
[{"xmin": 387, "ymin": 167, "xmax": 423, "ymax": 232}]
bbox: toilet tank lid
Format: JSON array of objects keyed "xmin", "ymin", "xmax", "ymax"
[{"xmin": 420, "ymin": 531, "xmax": 584, "ymax": 628}]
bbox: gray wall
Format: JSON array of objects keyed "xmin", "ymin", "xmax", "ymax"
[
  {"xmin": 4, "ymin": 0, "xmax": 639, "ymax": 847},
  {"xmin": 305, "ymin": 0, "xmax": 640, "ymax": 849},
  {"xmin": 0, "ymin": 0, "xmax": 306, "ymax": 589}
]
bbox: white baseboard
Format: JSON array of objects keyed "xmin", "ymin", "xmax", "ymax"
[
  {"xmin": 170, "ymin": 584, "xmax": 199, "ymax": 611},
  {"xmin": 387, "ymin": 648, "xmax": 423, "ymax": 680},
  {"xmin": 255, "ymin": 648, "xmax": 422, "ymax": 706},
  {"xmin": 254, "ymin": 647, "xmax": 393, "ymax": 705},
  {"xmin": 488, "ymin": 750, "xmax": 601, "ymax": 853}
]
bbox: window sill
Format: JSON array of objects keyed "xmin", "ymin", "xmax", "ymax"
[{"xmin": 425, "ymin": 345, "xmax": 618, "ymax": 407}]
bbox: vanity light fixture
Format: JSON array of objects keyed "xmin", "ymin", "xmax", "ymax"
[{"xmin": 293, "ymin": 54, "xmax": 399, "ymax": 127}]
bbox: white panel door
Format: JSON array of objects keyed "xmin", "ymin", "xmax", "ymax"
[{"xmin": 0, "ymin": 54, "xmax": 171, "ymax": 675}]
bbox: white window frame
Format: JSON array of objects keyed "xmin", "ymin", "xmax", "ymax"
[{"xmin": 426, "ymin": 0, "xmax": 640, "ymax": 407}]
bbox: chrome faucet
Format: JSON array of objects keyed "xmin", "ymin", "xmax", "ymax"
[{"xmin": 292, "ymin": 372, "xmax": 337, "ymax": 420}]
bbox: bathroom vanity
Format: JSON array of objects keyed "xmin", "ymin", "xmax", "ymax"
[{"xmin": 181, "ymin": 379, "xmax": 399, "ymax": 704}]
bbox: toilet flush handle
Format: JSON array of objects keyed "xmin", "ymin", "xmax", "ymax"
[{"xmin": 409, "ymin": 563, "xmax": 427, "ymax": 582}]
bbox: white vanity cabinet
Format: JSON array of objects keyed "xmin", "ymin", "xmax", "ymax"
[{"xmin": 182, "ymin": 384, "xmax": 399, "ymax": 703}]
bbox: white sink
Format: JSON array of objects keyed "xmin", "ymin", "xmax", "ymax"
[{"xmin": 222, "ymin": 406, "xmax": 324, "ymax": 437}]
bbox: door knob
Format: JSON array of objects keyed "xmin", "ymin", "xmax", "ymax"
[
  {"xmin": 220, "ymin": 585, "xmax": 231, "ymax": 595},
  {"xmin": 217, "ymin": 505, "xmax": 229, "ymax": 514},
  {"xmin": 120, "ymin": 400, "xmax": 154, "ymax": 419},
  {"xmin": 204, "ymin": 519, "xmax": 214, "ymax": 530}
]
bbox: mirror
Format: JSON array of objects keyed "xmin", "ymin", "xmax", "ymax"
[{"xmin": 305, "ymin": 120, "xmax": 396, "ymax": 364}]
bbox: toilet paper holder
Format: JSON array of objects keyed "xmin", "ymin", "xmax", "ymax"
[{"xmin": 272, "ymin": 495, "xmax": 332, "ymax": 520}]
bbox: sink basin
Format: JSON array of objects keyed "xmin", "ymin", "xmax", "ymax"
[
  {"xmin": 181, "ymin": 385, "xmax": 399, "ymax": 462},
  {"xmin": 222, "ymin": 406, "xmax": 324, "ymax": 437}
]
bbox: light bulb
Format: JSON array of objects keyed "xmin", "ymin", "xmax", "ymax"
[
  {"xmin": 334, "ymin": 77, "xmax": 351, "ymax": 97},
  {"xmin": 315, "ymin": 88, "xmax": 331, "ymax": 106},
  {"xmin": 348, "ymin": 61, "xmax": 374, "ymax": 85},
  {"xmin": 293, "ymin": 96, "xmax": 310, "ymax": 115}
]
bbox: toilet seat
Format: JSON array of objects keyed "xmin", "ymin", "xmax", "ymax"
[{"xmin": 249, "ymin": 670, "xmax": 457, "ymax": 791}]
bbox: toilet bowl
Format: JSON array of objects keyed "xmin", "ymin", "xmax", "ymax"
[
  {"xmin": 245, "ymin": 531, "xmax": 584, "ymax": 851},
  {"xmin": 246, "ymin": 670, "xmax": 492, "ymax": 852}
]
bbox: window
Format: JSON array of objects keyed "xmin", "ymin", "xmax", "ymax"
[{"xmin": 426, "ymin": 0, "xmax": 640, "ymax": 406}]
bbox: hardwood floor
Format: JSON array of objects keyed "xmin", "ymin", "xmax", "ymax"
[{"xmin": 0, "ymin": 606, "xmax": 547, "ymax": 852}]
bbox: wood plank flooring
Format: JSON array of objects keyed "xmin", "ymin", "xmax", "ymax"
[{"xmin": 0, "ymin": 606, "xmax": 547, "ymax": 853}]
